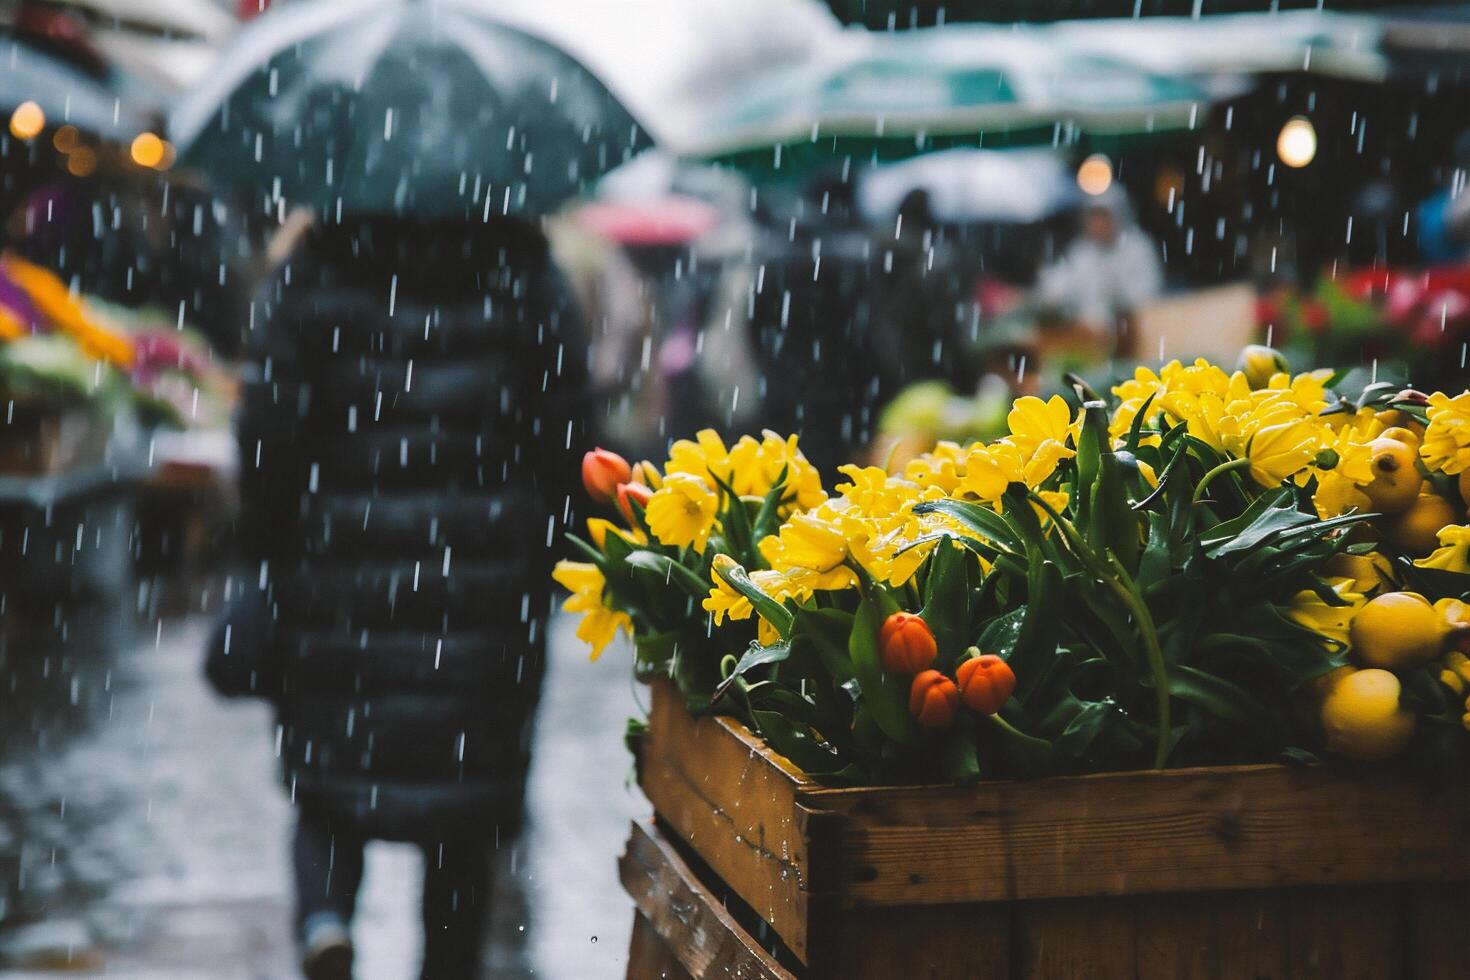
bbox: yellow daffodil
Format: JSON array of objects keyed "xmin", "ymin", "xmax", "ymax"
[
  {"xmin": 1286, "ymin": 577, "xmax": 1366, "ymax": 650},
  {"xmin": 664, "ymin": 429, "xmax": 733, "ymax": 487},
  {"xmin": 585, "ymin": 517, "xmax": 644, "ymax": 550},
  {"xmin": 1422, "ymin": 392, "xmax": 1470, "ymax": 474},
  {"xmin": 1246, "ymin": 418, "xmax": 1321, "ymax": 488},
  {"xmin": 1004, "ymin": 394, "xmax": 1077, "ymax": 464},
  {"xmin": 644, "ymin": 473, "xmax": 719, "ymax": 552},
  {"xmin": 552, "ymin": 561, "xmax": 633, "ymax": 660},
  {"xmin": 1415, "ymin": 524, "xmax": 1470, "ymax": 574},
  {"xmin": 703, "ymin": 565, "xmax": 754, "ymax": 624},
  {"xmin": 768, "ymin": 512, "xmax": 848, "ymax": 573}
]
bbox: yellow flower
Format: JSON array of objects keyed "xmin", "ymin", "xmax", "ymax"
[
  {"xmin": 768, "ymin": 512, "xmax": 848, "ymax": 573},
  {"xmin": 1246, "ymin": 417, "xmax": 1321, "ymax": 488},
  {"xmin": 1421, "ymin": 392, "xmax": 1470, "ymax": 475},
  {"xmin": 703, "ymin": 565, "xmax": 754, "ymax": 624},
  {"xmin": 1004, "ymin": 395, "xmax": 1077, "ymax": 465},
  {"xmin": 1415, "ymin": 524, "xmax": 1470, "ymax": 574},
  {"xmin": 552, "ymin": 561, "xmax": 632, "ymax": 660},
  {"xmin": 585, "ymin": 517, "xmax": 644, "ymax": 550},
  {"xmin": 754, "ymin": 431, "xmax": 826, "ymax": 510},
  {"xmin": 665, "ymin": 429, "xmax": 733, "ymax": 487},
  {"xmin": 1286, "ymin": 577, "xmax": 1366, "ymax": 650},
  {"xmin": 644, "ymin": 473, "xmax": 719, "ymax": 552},
  {"xmin": 955, "ymin": 443, "xmax": 1024, "ymax": 501}
]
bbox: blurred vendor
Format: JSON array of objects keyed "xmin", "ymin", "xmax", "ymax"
[{"xmin": 1037, "ymin": 190, "xmax": 1163, "ymax": 355}]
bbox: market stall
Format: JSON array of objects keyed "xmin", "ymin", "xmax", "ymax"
[{"xmin": 558, "ymin": 351, "xmax": 1470, "ymax": 977}]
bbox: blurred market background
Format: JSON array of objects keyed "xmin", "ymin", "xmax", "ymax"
[{"xmin": 0, "ymin": 0, "xmax": 1469, "ymax": 976}]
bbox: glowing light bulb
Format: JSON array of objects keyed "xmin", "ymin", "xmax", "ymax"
[
  {"xmin": 1077, "ymin": 154, "xmax": 1113, "ymax": 196},
  {"xmin": 1277, "ymin": 116, "xmax": 1317, "ymax": 169},
  {"xmin": 130, "ymin": 132, "xmax": 165, "ymax": 168},
  {"xmin": 10, "ymin": 101, "xmax": 45, "ymax": 140}
]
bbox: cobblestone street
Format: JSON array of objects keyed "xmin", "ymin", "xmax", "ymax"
[{"xmin": 0, "ymin": 590, "xmax": 644, "ymax": 979}]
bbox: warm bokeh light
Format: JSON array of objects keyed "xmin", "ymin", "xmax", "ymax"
[
  {"xmin": 130, "ymin": 132, "xmax": 166, "ymax": 169},
  {"xmin": 9, "ymin": 101, "xmax": 45, "ymax": 140},
  {"xmin": 66, "ymin": 145, "xmax": 97, "ymax": 177},
  {"xmin": 1076, "ymin": 153, "xmax": 1113, "ymax": 196},
  {"xmin": 52, "ymin": 124, "xmax": 80, "ymax": 153},
  {"xmin": 1276, "ymin": 116, "xmax": 1317, "ymax": 168}
]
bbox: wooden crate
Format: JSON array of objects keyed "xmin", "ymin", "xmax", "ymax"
[{"xmin": 628, "ymin": 678, "xmax": 1470, "ymax": 979}]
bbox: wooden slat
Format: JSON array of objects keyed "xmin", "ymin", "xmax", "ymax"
[
  {"xmin": 628, "ymin": 912, "xmax": 696, "ymax": 980},
  {"xmin": 619, "ymin": 820, "xmax": 797, "ymax": 980},
  {"xmin": 639, "ymin": 680, "xmax": 820, "ymax": 963},
  {"xmin": 830, "ymin": 905, "xmax": 1010, "ymax": 980},
  {"xmin": 1409, "ymin": 882, "xmax": 1468, "ymax": 979},
  {"xmin": 1283, "ymin": 886, "xmax": 1404, "ymax": 979},
  {"xmin": 1018, "ymin": 898, "xmax": 1136, "ymax": 980},
  {"xmin": 806, "ymin": 765, "xmax": 1470, "ymax": 907}
]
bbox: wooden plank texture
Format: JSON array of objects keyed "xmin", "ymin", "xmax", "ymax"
[
  {"xmin": 628, "ymin": 912, "xmax": 696, "ymax": 980},
  {"xmin": 620, "ymin": 820, "xmax": 796, "ymax": 980},
  {"xmin": 806, "ymin": 765, "xmax": 1470, "ymax": 907},
  {"xmin": 827, "ymin": 904, "xmax": 1010, "ymax": 980},
  {"xmin": 640, "ymin": 680, "xmax": 820, "ymax": 963}
]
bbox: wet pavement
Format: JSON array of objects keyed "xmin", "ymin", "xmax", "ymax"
[{"xmin": 0, "ymin": 586, "xmax": 645, "ymax": 978}]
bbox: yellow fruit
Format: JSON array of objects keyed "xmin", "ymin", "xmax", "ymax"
[
  {"xmin": 1383, "ymin": 493, "xmax": 1460, "ymax": 557},
  {"xmin": 1307, "ymin": 665, "xmax": 1356, "ymax": 699},
  {"xmin": 1320, "ymin": 668, "xmax": 1416, "ymax": 761},
  {"xmin": 1378, "ymin": 426, "xmax": 1421, "ymax": 449},
  {"xmin": 1361, "ymin": 438, "xmax": 1422, "ymax": 516},
  {"xmin": 1374, "ymin": 409, "xmax": 1425, "ymax": 436},
  {"xmin": 1349, "ymin": 591, "xmax": 1445, "ymax": 669}
]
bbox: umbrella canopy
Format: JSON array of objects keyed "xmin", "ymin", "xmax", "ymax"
[
  {"xmin": 858, "ymin": 148, "xmax": 1078, "ymax": 225},
  {"xmin": 51, "ymin": 1, "xmax": 237, "ymax": 91},
  {"xmin": 0, "ymin": 33, "xmax": 157, "ymax": 144},
  {"xmin": 170, "ymin": 0, "xmax": 652, "ymax": 219},
  {"xmin": 685, "ymin": 24, "xmax": 1208, "ymax": 182}
]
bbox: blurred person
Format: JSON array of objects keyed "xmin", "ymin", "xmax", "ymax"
[
  {"xmin": 1417, "ymin": 130, "xmax": 1470, "ymax": 264},
  {"xmin": 206, "ymin": 213, "xmax": 586, "ymax": 980},
  {"xmin": 1037, "ymin": 191, "xmax": 1163, "ymax": 355},
  {"xmin": 870, "ymin": 188, "xmax": 978, "ymax": 406}
]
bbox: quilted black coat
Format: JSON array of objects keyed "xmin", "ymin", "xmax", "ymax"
[{"xmin": 209, "ymin": 217, "xmax": 586, "ymax": 840}]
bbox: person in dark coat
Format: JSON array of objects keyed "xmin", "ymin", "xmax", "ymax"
[{"xmin": 207, "ymin": 214, "xmax": 586, "ymax": 980}]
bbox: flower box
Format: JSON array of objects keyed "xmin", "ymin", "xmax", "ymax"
[{"xmin": 624, "ymin": 678, "xmax": 1470, "ymax": 979}]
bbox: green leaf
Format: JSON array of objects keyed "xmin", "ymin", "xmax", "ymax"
[
  {"xmin": 939, "ymin": 722, "xmax": 982, "ymax": 785},
  {"xmin": 625, "ymin": 550, "xmax": 711, "ymax": 599},
  {"xmin": 1013, "ymin": 559, "xmax": 1063, "ymax": 701},
  {"xmin": 849, "ymin": 598, "xmax": 919, "ymax": 745},
  {"xmin": 751, "ymin": 710, "xmax": 845, "ymax": 775},
  {"xmin": 713, "ymin": 640, "xmax": 793, "ymax": 701},
  {"xmin": 976, "ymin": 607, "xmax": 1027, "ymax": 658},
  {"xmin": 1168, "ymin": 664, "xmax": 1275, "ymax": 731},
  {"xmin": 793, "ymin": 607, "xmax": 858, "ymax": 684},
  {"xmin": 712, "ymin": 557, "xmax": 794, "ymax": 640},
  {"xmin": 751, "ymin": 465, "xmax": 789, "ymax": 542},
  {"xmin": 919, "ymin": 539, "xmax": 972, "ymax": 669},
  {"xmin": 912, "ymin": 499, "xmax": 1023, "ymax": 554}
]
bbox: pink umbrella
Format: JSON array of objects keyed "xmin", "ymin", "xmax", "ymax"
[{"xmin": 576, "ymin": 196, "xmax": 719, "ymax": 247}]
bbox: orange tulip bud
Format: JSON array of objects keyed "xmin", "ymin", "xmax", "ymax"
[
  {"xmin": 582, "ymin": 448, "xmax": 632, "ymax": 503},
  {"xmin": 879, "ymin": 612, "xmax": 937, "ymax": 675},
  {"xmin": 956, "ymin": 654, "xmax": 1016, "ymax": 715},
  {"xmin": 908, "ymin": 670, "xmax": 959, "ymax": 730},
  {"xmin": 616, "ymin": 481, "xmax": 653, "ymax": 526}
]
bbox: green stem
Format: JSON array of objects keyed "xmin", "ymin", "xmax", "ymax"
[
  {"xmin": 1027, "ymin": 491, "xmax": 1171, "ymax": 769},
  {"xmin": 984, "ymin": 711, "xmax": 1053, "ymax": 753},
  {"xmin": 1190, "ymin": 457, "xmax": 1252, "ymax": 507}
]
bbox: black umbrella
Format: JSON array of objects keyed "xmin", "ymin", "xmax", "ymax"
[{"xmin": 169, "ymin": 0, "xmax": 652, "ymax": 219}]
